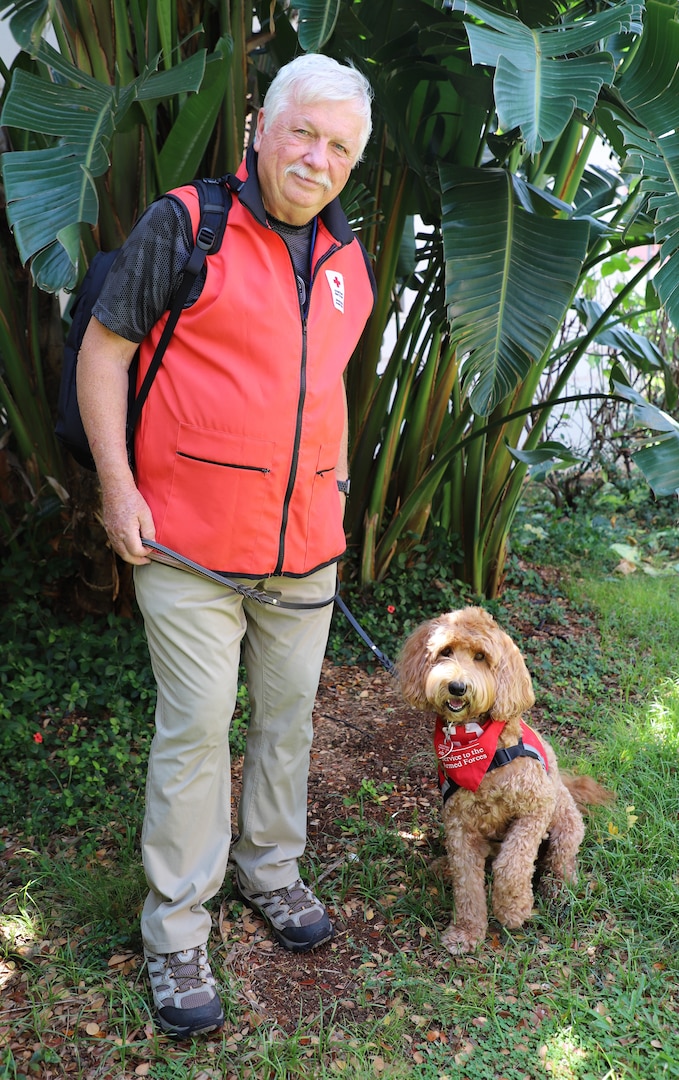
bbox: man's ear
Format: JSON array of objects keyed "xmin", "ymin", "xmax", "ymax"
[{"xmin": 253, "ymin": 108, "xmax": 265, "ymax": 151}]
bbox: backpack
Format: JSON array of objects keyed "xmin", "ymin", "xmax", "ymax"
[{"xmin": 55, "ymin": 177, "xmax": 233, "ymax": 471}]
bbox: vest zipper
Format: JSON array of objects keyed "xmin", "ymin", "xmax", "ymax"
[
  {"xmin": 274, "ymin": 242, "xmax": 340, "ymax": 575},
  {"xmin": 176, "ymin": 452, "xmax": 270, "ymax": 473}
]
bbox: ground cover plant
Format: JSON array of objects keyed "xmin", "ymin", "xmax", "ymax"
[{"xmin": 1, "ymin": 476, "xmax": 679, "ymax": 1079}]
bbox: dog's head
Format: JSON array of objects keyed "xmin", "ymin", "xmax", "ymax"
[{"xmin": 397, "ymin": 606, "xmax": 534, "ymax": 722}]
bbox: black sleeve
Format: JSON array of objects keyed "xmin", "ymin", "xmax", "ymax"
[{"xmin": 91, "ymin": 196, "xmax": 201, "ymax": 343}]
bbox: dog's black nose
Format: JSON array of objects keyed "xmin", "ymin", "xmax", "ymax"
[{"xmin": 448, "ymin": 681, "xmax": 466, "ymax": 697}]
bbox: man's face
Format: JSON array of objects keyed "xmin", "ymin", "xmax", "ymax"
[{"xmin": 254, "ymin": 98, "xmax": 364, "ymax": 226}]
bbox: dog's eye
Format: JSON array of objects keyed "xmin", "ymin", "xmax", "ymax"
[
  {"xmin": 438, "ymin": 646, "xmax": 452, "ymax": 658},
  {"xmin": 474, "ymin": 651, "xmax": 486, "ymax": 662}
]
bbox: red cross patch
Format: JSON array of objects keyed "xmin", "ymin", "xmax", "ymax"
[{"xmin": 325, "ymin": 269, "xmax": 345, "ymax": 313}]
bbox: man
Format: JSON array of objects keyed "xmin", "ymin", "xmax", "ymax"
[{"xmin": 77, "ymin": 54, "xmax": 375, "ymax": 1037}]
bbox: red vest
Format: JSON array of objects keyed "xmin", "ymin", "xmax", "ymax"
[{"xmin": 134, "ymin": 155, "xmax": 374, "ymax": 576}]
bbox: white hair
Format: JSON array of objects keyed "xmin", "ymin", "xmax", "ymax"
[{"xmin": 261, "ymin": 54, "xmax": 373, "ymax": 162}]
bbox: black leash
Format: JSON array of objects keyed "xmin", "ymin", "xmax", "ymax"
[
  {"xmin": 141, "ymin": 538, "xmax": 396, "ymax": 674},
  {"xmin": 333, "ymin": 593, "xmax": 396, "ymax": 674}
]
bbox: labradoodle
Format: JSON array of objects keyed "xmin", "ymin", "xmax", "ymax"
[{"xmin": 398, "ymin": 606, "xmax": 611, "ymax": 955}]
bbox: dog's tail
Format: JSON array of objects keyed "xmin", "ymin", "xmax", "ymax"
[{"xmin": 563, "ymin": 773, "xmax": 614, "ymax": 812}]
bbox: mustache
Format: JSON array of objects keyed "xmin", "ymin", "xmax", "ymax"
[{"xmin": 285, "ymin": 164, "xmax": 332, "ymax": 190}]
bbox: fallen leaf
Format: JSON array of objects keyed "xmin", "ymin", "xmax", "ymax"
[
  {"xmin": 242, "ymin": 917, "xmax": 262, "ymax": 933},
  {"xmin": 614, "ymin": 558, "xmax": 637, "ymax": 575}
]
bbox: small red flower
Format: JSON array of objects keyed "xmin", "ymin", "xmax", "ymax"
[
  {"xmin": 387, "ymin": 605, "xmax": 396, "ymax": 614},
  {"xmin": 33, "ymin": 732, "xmax": 43, "ymax": 744}
]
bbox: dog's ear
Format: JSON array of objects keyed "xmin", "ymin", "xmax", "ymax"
[
  {"xmin": 492, "ymin": 628, "xmax": 535, "ymax": 719},
  {"xmin": 397, "ymin": 620, "xmax": 436, "ymax": 710}
]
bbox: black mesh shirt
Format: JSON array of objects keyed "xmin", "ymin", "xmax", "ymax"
[
  {"xmin": 92, "ymin": 198, "xmax": 199, "ymax": 343},
  {"xmin": 92, "ymin": 197, "xmax": 315, "ymax": 343}
]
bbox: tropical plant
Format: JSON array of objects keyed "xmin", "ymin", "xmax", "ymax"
[
  {"xmin": 0, "ymin": 0, "xmax": 246, "ymax": 600},
  {"xmin": 336, "ymin": 0, "xmax": 679, "ymax": 594},
  {"xmin": 2, "ymin": 0, "xmax": 679, "ymax": 600}
]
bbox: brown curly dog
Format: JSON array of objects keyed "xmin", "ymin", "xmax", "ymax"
[{"xmin": 398, "ymin": 606, "xmax": 611, "ymax": 955}]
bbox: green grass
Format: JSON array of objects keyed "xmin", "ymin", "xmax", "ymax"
[{"xmin": 3, "ymin": 481, "xmax": 679, "ymax": 1078}]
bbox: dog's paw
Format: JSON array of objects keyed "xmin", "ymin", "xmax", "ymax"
[
  {"xmin": 441, "ymin": 923, "xmax": 483, "ymax": 955},
  {"xmin": 492, "ymin": 890, "xmax": 534, "ymax": 928},
  {"xmin": 494, "ymin": 906, "xmax": 533, "ymax": 929},
  {"xmin": 428, "ymin": 855, "xmax": 452, "ymax": 880}
]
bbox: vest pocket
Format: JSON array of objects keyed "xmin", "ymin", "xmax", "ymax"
[
  {"xmin": 161, "ymin": 424, "xmax": 276, "ymax": 567},
  {"xmin": 302, "ymin": 444, "xmax": 345, "ymax": 570}
]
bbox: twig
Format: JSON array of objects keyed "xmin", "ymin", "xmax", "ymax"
[{"xmin": 321, "ymin": 713, "xmax": 373, "ymax": 738}]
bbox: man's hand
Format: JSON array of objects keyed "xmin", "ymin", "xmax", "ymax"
[
  {"xmin": 101, "ymin": 480, "xmax": 156, "ymax": 564},
  {"xmin": 77, "ymin": 317, "xmax": 157, "ymax": 564}
]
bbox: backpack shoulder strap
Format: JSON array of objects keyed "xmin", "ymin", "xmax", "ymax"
[
  {"xmin": 190, "ymin": 176, "xmax": 233, "ymax": 258},
  {"xmin": 128, "ymin": 178, "xmax": 232, "ymax": 435}
]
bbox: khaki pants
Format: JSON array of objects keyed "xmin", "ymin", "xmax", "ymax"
[{"xmin": 133, "ymin": 560, "xmax": 336, "ymax": 954}]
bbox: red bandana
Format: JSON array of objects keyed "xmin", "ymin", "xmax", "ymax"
[
  {"xmin": 434, "ymin": 716, "xmax": 505, "ymax": 792},
  {"xmin": 434, "ymin": 716, "xmax": 548, "ymax": 793}
]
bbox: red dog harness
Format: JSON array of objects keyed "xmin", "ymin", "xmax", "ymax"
[{"xmin": 434, "ymin": 716, "xmax": 548, "ymax": 803}]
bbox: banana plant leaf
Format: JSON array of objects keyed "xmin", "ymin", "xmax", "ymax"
[
  {"xmin": 440, "ymin": 164, "xmax": 590, "ymax": 415},
  {"xmin": 574, "ymin": 298, "xmax": 665, "ymax": 373},
  {"xmin": 0, "ymin": 40, "xmax": 206, "ymax": 291},
  {"xmin": 507, "ymin": 439, "xmax": 583, "ymax": 482},
  {"xmin": 449, "ymin": 0, "xmax": 640, "ymax": 154},
  {"xmin": 0, "ymin": 0, "xmax": 51, "ymax": 51},
  {"xmin": 157, "ymin": 37, "xmax": 233, "ymax": 192},
  {"xmin": 296, "ymin": 0, "xmax": 341, "ymax": 51},
  {"xmin": 615, "ymin": 0, "xmax": 679, "ymax": 330},
  {"xmin": 613, "ymin": 380, "xmax": 679, "ymax": 496}
]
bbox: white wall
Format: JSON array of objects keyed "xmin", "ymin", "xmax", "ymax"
[
  {"xmin": 1, "ymin": 17, "xmax": 57, "ymax": 85},
  {"xmin": 0, "ymin": 18, "xmax": 19, "ymax": 80}
]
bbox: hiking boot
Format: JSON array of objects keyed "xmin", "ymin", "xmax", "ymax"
[
  {"xmin": 144, "ymin": 944, "xmax": 224, "ymax": 1037},
  {"xmin": 235, "ymin": 874, "xmax": 334, "ymax": 952}
]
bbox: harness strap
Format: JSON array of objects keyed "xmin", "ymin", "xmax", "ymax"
[{"xmin": 441, "ymin": 737, "xmax": 546, "ymax": 805}]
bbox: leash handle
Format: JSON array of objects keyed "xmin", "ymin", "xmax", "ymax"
[
  {"xmin": 140, "ymin": 538, "xmax": 397, "ymax": 672},
  {"xmin": 140, "ymin": 538, "xmax": 336, "ymax": 610}
]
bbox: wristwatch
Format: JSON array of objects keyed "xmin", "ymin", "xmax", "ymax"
[{"xmin": 336, "ymin": 478, "xmax": 351, "ymax": 495}]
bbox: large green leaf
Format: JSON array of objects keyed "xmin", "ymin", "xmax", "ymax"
[
  {"xmin": 450, "ymin": 0, "xmax": 640, "ymax": 153},
  {"xmin": 615, "ymin": 0, "xmax": 679, "ymax": 329},
  {"xmin": 157, "ymin": 37, "xmax": 233, "ymax": 192},
  {"xmin": 574, "ymin": 298, "xmax": 664, "ymax": 372},
  {"xmin": 296, "ymin": 0, "xmax": 341, "ymax": 52},
  {"xmin": 508, "ymin": 439, "xmax": 583, "ymax": 481},
  {"xmin": 440, "ymin": 165, "xmax": 590, "ymax": 414},
  {"xmin": 0, "ymin": 0, "xmax": 51, "ymax": 52},
  {"xmin": 0, "ymin": 40, "xmax": 206, "ymax": 290},
  {"xmin": 613, "ymin": 380, "xmax": 679, "ymax": 496}
]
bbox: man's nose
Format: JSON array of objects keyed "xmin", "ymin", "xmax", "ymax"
[{"xmin": 303, "ymin": 139, "xmax": 330, "ymax": 171}]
